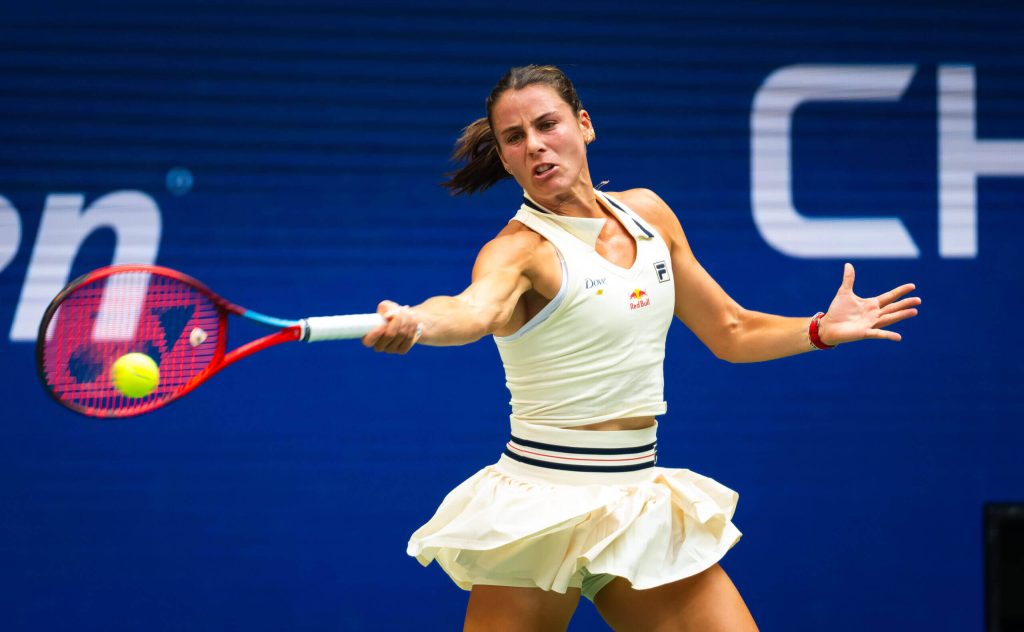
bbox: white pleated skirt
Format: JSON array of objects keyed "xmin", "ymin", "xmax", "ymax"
[{"xmin": 406, "ymin": 420, "xmax": 742, "ymax": 595}]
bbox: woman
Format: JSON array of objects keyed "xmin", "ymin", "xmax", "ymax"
[{"xmin": 362, "ymin": 65, "xmax": 919, "ymax": 632}]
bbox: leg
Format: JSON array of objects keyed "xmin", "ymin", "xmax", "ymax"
[
  {"xmin": 593, "ymin": 564, "xmax": 758, "ymax": 632},
  {"xmin": 464, "ymin": 584, "xmax": 582, "ymax": 632}
]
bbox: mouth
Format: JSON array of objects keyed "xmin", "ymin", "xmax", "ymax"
[{"xmin": 532, "ymin": 163, "xmax": 556, "ymax": 179}]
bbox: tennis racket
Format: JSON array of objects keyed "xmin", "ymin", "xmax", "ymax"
[{"xmin": 36, "ymin": 264, "xmax": 383, "ymax": 418}]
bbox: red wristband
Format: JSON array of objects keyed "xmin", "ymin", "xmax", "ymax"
[{"xmin": 808, "ymin": 312, "xmax": 835, "ymax": 350}]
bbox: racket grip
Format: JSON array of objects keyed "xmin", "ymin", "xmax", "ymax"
[{"xmin": 301, "ymin": 314, "xmax": 384, "ymax": 342}]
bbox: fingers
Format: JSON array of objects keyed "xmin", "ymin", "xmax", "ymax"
[
  {"xmin": 377, "ymin": 316, "xmax": 418, "ymax": 354},
  {"xmin": 880, "ymin": 296, "xmax": 921, "ymax": 315},
  {"xmin": 361, "ymin": 300, "xmax": 399, "ymax": 347},
  {"xmin": 866, "ymin": 328, "xmax": 902, "ymax": 342},
  {"xmin": 361, "ymin": 301, "xmax": 421, "ymax": 354},
  {"xmin": 840, "ymin": 262, "xmax": 855, "ymax": 291},
  {"xmin": 875, "ymin": 307, "xmax": 919, "ymax": 329},
  {"xmin": 876, "ymin": 283, "xmax": 917, "ymax": 307},
  {"xmin": 376, "ymin": 304, "xmax": 418, "ymax": 354},
  {"xmin": 864, "ymin": 299, "xmax": 920, "ymax": 340}
]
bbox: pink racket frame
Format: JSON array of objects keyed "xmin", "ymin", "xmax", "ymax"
[{"xmin": 36, "ymin": 264, "xmax": 303, "ymax": 418}]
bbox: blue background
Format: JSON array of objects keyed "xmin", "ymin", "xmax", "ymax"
[{"xmin": 1, "ymin": 1, "xmax": 1022, "ymax": 630}]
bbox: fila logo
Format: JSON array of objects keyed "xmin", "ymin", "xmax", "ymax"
[{"xmin": 654, "ymin": 261, "xmax": 671, "ymax": 283}]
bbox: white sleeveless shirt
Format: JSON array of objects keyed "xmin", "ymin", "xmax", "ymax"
[{"xmin": 493, "ymin": 190, "xmax": 676, "ymax": 428}]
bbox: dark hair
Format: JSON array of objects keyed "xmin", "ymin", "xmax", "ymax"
[{"xmin": 442, "ymin": 65, "xmax": 584, "ymax": 196}]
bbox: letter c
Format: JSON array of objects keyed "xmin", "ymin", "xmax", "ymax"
[{"xmin": 751, "ymin": 64, "xmax": 920, "ymax": 258}]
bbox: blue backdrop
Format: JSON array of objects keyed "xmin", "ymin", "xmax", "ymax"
[{"xmin": 2, "ymin": 1, "xmax": 1022, "ymax": 630}]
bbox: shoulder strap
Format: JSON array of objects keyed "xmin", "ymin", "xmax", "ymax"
[
  {"xmin": 598, "ymin": 192, "xmax": 658, "ymax": 241},
  {"xmin": 509, "ymin": 208, "xmax": 590, "ymax": 255}
]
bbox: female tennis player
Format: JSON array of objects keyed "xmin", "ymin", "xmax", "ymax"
[{"xmin": 362, "ymin": 65, "xmax": 919, "ymax": 631}]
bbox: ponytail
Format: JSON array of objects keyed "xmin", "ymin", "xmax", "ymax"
[{"xmin": 441, "ymin": 117, "xmax": 510, "ymax": 196}]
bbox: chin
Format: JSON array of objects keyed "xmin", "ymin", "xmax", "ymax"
[{"xmin": 532, "ymin": 175, "xmax": 571, "ymax": 195}]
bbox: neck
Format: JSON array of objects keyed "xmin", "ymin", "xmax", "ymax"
[{"xmin": 530, "ymin": 178, "xmax": 603, "ymax": 219}]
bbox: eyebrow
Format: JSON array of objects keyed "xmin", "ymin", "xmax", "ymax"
[{"xmin": 499, "ymin": 111, "xmax": 558, "ymax": 136}]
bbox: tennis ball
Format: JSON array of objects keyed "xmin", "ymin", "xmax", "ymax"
[{"xmin": 110, "ymin": 352, "xmax": 160, "ymax": 398}]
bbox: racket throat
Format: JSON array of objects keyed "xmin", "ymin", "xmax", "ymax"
[{"xmin": 221, "ymin": 326, "xmax": 303, "ymax": 368}]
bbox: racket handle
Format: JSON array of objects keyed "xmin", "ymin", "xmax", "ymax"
[{"xmin": 301, "ymin": 314, "xmax": 384, "ymax": 342}]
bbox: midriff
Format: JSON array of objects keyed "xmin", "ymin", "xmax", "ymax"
[{"xmin": 569, "ymin": 416, "xmax": 657, "ymax": 431}]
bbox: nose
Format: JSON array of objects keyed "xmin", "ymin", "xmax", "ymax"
[{"xmin": 525, "ymin": 128, "xmax": 545, "ymax": 155}]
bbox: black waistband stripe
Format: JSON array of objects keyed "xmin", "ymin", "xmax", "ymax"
[
  {"xmin": 504, "ymin": 433, "xmax": 658, "ymax": 473},
  {"xmin": 503, "ymin": 448, "xmax": 657, "ymax": 472},
  {"xmin": 510, "ymin": 435, "xmax": 657, "ymax": 455}
]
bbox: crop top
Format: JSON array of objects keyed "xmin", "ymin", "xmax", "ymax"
[{"xmin": 493, "ymin": 190, "xmax": 675, "ymax": 428}]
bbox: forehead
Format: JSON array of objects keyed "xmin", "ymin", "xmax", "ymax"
[{"xmin": 491, "ymin": 84, "xmax": 574, "ymax": 126}]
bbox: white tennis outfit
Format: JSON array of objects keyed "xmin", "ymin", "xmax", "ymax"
[{"xmin": 407, "ymin": 190, "xmax": 741, "ymax": 599}]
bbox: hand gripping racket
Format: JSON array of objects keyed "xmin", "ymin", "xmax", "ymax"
[{"xmin": 36, "ymin": 264, "xmax": 383, "ymax": 418}]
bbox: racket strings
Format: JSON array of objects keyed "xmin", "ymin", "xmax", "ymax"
[{"xmin": 41, "ymin": 271, "xmax": 221, "ymax": 416}]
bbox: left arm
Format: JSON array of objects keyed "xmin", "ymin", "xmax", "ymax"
[{"xmin": 621, "ymin": 189, "xmax": 921, "ymax": 363}]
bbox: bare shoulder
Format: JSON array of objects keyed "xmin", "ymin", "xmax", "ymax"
[
  {"xmin": 609, "ymin": 188, "xmax": 684, "ymax": 246},
  {"xmin": 472, "ymin": 219, "xmax": 556, "ymax": 282},
  {"xmin": 482, "ymin": 219, "xmax": 547, "ymax": 261}
]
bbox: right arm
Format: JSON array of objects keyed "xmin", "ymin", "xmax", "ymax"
[{"xmin": 361, "ymin": 228, "xmax": 543, "ymax": 354}]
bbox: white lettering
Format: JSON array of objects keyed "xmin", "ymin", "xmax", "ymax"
[
  {"xmin": 939, "ymin": 65, "xmax": 1024, "ymax": 258},
  {"xmin": 10, "ymin": 191, "xmax": 161, "ymax": 342},
  {"xmin": 90, "ymin": 270, "xmax": 152, "ymax": 342},
  {"xmin": 752, "ymin": 64, "xmax": 920, "ymax": 258},
  {"xmin": 0, "ymin": 195, "xmax": 21, "ymax": 276}
]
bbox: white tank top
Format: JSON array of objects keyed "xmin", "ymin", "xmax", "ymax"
[{"xmin": 493, "ymin": 190, "xmax": 675, "ymax": 428}]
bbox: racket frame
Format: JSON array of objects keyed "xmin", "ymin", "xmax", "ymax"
[{"xmin": 36, "ymin": 264, "xmax": 303, "ymax": 418}]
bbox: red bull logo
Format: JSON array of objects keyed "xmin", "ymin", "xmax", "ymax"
[{"xmin": 629, "ymin": 288, "xmax": 651, "ymax": 310}]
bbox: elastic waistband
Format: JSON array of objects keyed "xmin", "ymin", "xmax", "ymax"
[{"xmin": 503, "ymin": 419, "xmax": 658, "ymax": 474}]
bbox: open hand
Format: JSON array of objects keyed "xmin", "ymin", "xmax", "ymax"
[{"xmin": 819, "ymin": 263, "xmax": 921, "ymax": 346}]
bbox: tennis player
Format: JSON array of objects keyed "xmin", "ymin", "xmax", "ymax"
[{"xmin": 362, "ymin": 65, "xmax": 919, "ymax": 632}]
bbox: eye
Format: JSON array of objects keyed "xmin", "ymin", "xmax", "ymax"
[
  {"xmin": 540, "ymin": 120, "xmax": 557, "ymax": 131},
  {"xmin": 505, "ymin": 133, "xmax": 522, "ymax": 145}
]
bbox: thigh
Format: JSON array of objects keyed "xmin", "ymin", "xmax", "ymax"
[
  {"xmin": 593, "ymin": 564, "xmax": 758, "ymax": 632},
  {"xmin": 464, "ymin": 584, "xmax": 582, "ymax": 632}
]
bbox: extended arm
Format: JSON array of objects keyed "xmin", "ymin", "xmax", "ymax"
[
  {"xmin": 624, "ymin": 189, "xmax": 920, "ymax": 363},
  {"xmin": 361, "ymin": 228, "xmax": 543, "ymax": 354}
]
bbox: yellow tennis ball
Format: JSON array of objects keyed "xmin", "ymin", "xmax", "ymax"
[{"xmin": 111, "ymin": 353, "xmax": 160, "ymax": 398}]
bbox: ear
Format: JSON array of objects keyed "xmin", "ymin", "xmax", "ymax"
[{"xmin": 578, "ymin": 110, "xmax": 596, "ymax": 144}]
